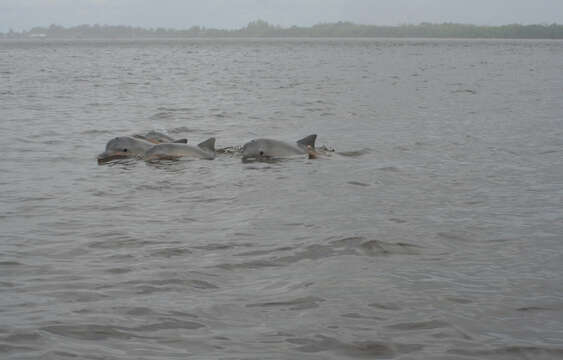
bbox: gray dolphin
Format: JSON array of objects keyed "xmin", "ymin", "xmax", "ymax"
[
  {"xmin": 97, "ymin": 135, "xmax": 187, "ymax": 163},
  {"xmin": 241, "ymin": 134, "xmax": 317, "ymax": 160},
  {"xmin": 144, "ymin": 137, "xmax": 216, "ymax": 161},
  {"xmin": 133, "ymin": 130, "xmax": 187, "ymax": 144}
]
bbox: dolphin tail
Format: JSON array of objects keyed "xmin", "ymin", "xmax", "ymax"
[
  {"xmin": 297, "ymin": 134, "xmax": 317, "ymax": 149},
  {"xmin": 198, "ymin": 137, "xmax": 216, "ymax": 153},
  {"xmin": 173, "ymin": 138, "xmax": 188, "ymax": 144}
]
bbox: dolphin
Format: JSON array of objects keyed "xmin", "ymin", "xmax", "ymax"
[
  {"xmin": 133, "ymin": 130, "xmax": 187, "ymax": 144},
  {"xmin": 241, "ymin": 134, "xmax": 317, "ymax": 160},
  {"xmin": 144, "ymin": 137, "xmax": 216, "ymax": 161},
  {"xmin": 97, "ymin": 136, "xmax": 187, "ymax": 163}
]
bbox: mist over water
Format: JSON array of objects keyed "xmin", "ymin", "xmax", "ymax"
[{"xmin": 1, "ymin": 38, "xmax": 562, "ymax": 359}]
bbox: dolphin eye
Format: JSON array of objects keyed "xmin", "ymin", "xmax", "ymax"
[
  {"xmin": 259, "ymin": 151, "xmax": 264, "ymax": 156},
  {"xmin": 123, "ymin": 148, "xmax": 128, "ymax": 152}
]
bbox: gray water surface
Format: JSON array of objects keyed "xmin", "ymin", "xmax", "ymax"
[{"xmin": 1, "ymin": 38, "xmax": 562, "ymax": 359}]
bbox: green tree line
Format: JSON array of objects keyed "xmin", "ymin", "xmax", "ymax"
[{"xmin": 2, "ymin": 21, "xmax": 563, "ymax": 39}]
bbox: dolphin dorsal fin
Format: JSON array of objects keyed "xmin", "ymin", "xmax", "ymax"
[
  {"xmin": 198, "ymin": 137, "xmax": 216, "ymax": 152},
  {"xmin": 173, "ymin": 138, "xmax": 188, "ymax": 144},
  {"xmin": 297, "ymin": 134, "xmax": 317, "ymax": 149}
]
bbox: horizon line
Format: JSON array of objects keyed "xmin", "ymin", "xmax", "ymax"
[{"xmin": 4, "ymin": 20, "xmax": 563, "ymax": 33}]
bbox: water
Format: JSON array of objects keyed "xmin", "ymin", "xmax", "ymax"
[{"xmin": 1, "ymin": 38, "xmax": 562, "ymax": 359}]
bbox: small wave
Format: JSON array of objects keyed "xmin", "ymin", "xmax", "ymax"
[
  {"xmin": 242, "ymin": 157, "xmax": 292, "ymax": 165},
  {"xmin": 168, "ymin": 126, "xmax": 193, "ymax": 134},
  {"xmin": 43, "ymin": 320, "xmax": 206, "ymax": 342},
  {"xmin": 285, "ymin": 335, "xmax": 423, "ymax": 357},
  {"xmin": 217, "ymin": 237, "xmax": 421, "ymax": 270},
  {"xmin": 0, "ymin": 261, "xmax": 24, "ymax": 266},
  {"xmin": 104, "ymin": 267, "xmax": 131, "ymax": 274},
  {"xmin": 150, "ymin": 111, "xmax": 175, "ymax": 120},
  {"xmin": 105, "ymin": 158, "xmax": 139, "ymax": 168},
  {"xmin": 387, "ymin": 320, "xmax": 449, "ymax": 331},
  {"xmin": 327, "ymin": 237, "xmax": 422, "ymax": 256},
  {"xmin": 28, "ymin": 130, "xmax": 61, "ymax": 138},
  {"xmin": 217, "ymin": 259, "xmax": 282, "ymax": 270},
  {"xmin": 44, "ymin": 290, "xmax": 109, "ymax": 303},
  {"xmin": 337, "ymin": 148, "xmax": 372, "ymax": 157},
  {"xmin": 1, "ymin": 332, "xmax": 42, "ymax": 344},
  {"xmin": 451, "ymin": 89, "xmax": 477, "ymax": 94},
  {"xmin": 39, "ymin": 351, "xmax": 80, "ymax": 358},
  {"xmin": 437, "ymin": 232, "xmax": 473, "ymax": 242},
  {"xmin": 446, "ymin": 297, "xmax": 473, "ymax": 304},
  {"xmin": 246, "ymin": 296, "xmax": 325, "ymax": 310},
  {"xmin": 0, "ymin": 344, "xmax": 36, "ymax": 354},
  {"xmin": 368, "ymin": 302, "xmax": 402, "ymax": 311},
  {"xmin": 86, "ymin": 102, "xmax": 114, "ymax": 107},
  {"xmin": 388, "ymin": 218, "xmax": 407, "ymax": 224},
  {"xmin": 304, "ymin": 107, "xmax": 325, "ymax": 112},
  {"xmin": 347, "ymin": 181, "xmax": 370, "ymax": 187},
  {"xmin": 213, "ymin": 112, "xmax": 228, "ymax": 118},
  {"xmin": 150, "ymin": 247, "xmax": 193, "ymax": 258},
  {"xmin": 516, "ymin": 304, "xmax": 563, "ymax": 312},
  {"xmin": 378, "ymin": 166, "xmax": 401, "ymax": 172},
  {"xmin": 447, "ymin": 346, "xmax": 563, "ymax": 358},
  {"xmin": 87, "ymin": 233, "xmax": 154, "ymax": 249},
  {"xmin": 121, "ymin": 307, "xmax": 159, "ymax": 316},
  {"xmin": 538, "ymin": 149, "xmax": 561, "ymax": 155},
  {"xmin": 43, "ymin": 324, "xmax": 135, "ymax": 341},
  {"xmin": 41, "ymin": 139, "xmax": 63, "ymax": 145},
  {"xmin": 192, "ymin": 242, "xmax": 254, "ymax": 251},
  {"xmin": 341, "ymin": 312, "xmax": 385, "ymax": 321},
  {"xmin": 303, "ymin": 99, "xmax": 328, "ymax": 105},
  {"xmin": 235, "ymin": 246, "xmax": 295, "ymax": 257},
  {"xmin": 125, "ymin": 278, "xmax": 219, "ymax": 291},
  {"xmin": 80, "ymin": 129, "xmax": 117, "ymax": 135},
  {"xmin": 157, "ymin": 107, "xmax": 195, "ymax": 112},
  {"xmin": 131, "ymin": 320, "xmax": 205, "ymax": 332}
]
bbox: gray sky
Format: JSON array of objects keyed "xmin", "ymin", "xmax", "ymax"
[{"xmin": 2, "ymin": 0, "xmax": 562, "ymax": 32}]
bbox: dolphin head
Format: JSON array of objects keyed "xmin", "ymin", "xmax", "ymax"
[
  {"xmin": 241, "ymin": 139, "xmax": 267, "ymax": 160},
  {"xmin": 97, "ymin": 136, "xmax": 152, "ymax": 164}
]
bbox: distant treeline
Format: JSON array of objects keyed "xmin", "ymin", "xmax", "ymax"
[{"xmin": 3, "ymin": 21, "xmax": 563, "ymax": 39}]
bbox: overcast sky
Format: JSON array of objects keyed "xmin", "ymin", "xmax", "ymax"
[{"xmin": 2, "ymin": 0, "xmax": 562, "ymax": 32}]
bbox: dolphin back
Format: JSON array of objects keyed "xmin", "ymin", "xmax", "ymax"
[{"xmin": 133, "ymin": 131, "xmax": 188, "ymax": 144}]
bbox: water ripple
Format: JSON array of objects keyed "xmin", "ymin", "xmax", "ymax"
[{"xmin": 2, "ymin": 38, "xmax": 562, "ymax": 360}]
